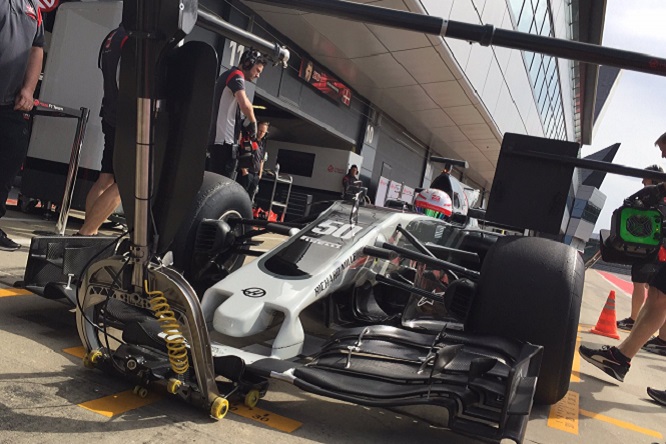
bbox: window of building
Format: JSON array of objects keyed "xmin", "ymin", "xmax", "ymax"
[
  {"xmin": 507, "ymin": 0, "xmax": 567, "ymax": 140},
  {"xmin": 582, "ymin": 202, "xmax": 602, "ymax": 223}
]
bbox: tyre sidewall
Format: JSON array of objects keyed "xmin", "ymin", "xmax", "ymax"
[
  {"xmin": 171, "ymin": 172, "xmax": 252, "ymax": 279},
  {"xmin": 468, "ymin": 235, "xmax": 584, "ymax": 404}
]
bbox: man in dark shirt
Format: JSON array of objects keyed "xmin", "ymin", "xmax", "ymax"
[
  {"xmin": 0, "ymin": 0, "xmax": 44, "ymax": 250},
  {"xmin": 78, "ymin": 25, "xmax": 127, "ymax": 236},
  {"xmin": 238, "ymin": 121, "xmax": 269, "ymax": 199},
  {"xmin": 208, "ymin": 49, "xmax": 266, "ymax": 179},
  {"xmin": 342, "ymin": 165, "xmax": 359, "ymax": 197},
  {"xmin": 580, "ymin": 132, "xmax": 666, "ymax": 407},
  {"xmin": 617, "ymin": 164, "xmax": 665, "ymax": 331}
]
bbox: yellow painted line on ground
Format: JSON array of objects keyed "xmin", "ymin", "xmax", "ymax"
[
  {"xmin": 76, "ymin": 385, "xmax": 300, "ymax": 431},
  {"xmin": 0, "ymin": 288, "xmax": 32, "ymax": 298},
  {"xmin": 79, "ymin": 389, "xmax": 163, "ymax": 417},
  {"xmin": 580, "ymin": 409, "xmax": 663, "ymax": 439},
  {"xmin": 578, "ymin": 323, "xmax": 596, "ymax": 331},
  {"xmin": 63, "ymin": 346, "xmax": 87, "ymax": 359},
  {"xmin": 230, "ymin": 402, "xmax": 302, "ymax": 433},
  {"xmin": 570, "ymin": 337, "xmax": 581, "ymax": 383},
  {"xmin": 547, "ymin": 390, "xmax": 579, "ymax": 435}
]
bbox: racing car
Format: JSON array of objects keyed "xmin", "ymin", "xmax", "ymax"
[
  {"xmin": 69, "ymin": 169, "xmax": 582, "ymax": 444},
  {"xmin": 32, "ymin": 0, "xmax": 666, "ymax": 442}
]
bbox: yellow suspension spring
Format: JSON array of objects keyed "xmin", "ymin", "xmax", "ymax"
[{"xmin": 145, "ymin": 281, "xmax": 190, "ymax": 375}]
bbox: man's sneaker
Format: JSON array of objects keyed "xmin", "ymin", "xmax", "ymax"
[
  {"xmin": 642, "ymin": 337, "xmax": 666, "ymax": 356},
  {"xmin": 0, "ymin": 230, "xmax": 20, "ymax": 251},
  {"xmin": 647, "ymin": 387, "xmax": 666, "ymax": 407},
  {"xmin": 579, "ymin": 345, "xmax": 630, "ymax": 382},
  {"xmin": 617, "ymin": 317, "xmax": 635, "ymax": 331}
]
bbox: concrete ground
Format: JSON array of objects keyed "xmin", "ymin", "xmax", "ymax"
[{"xmin": 0, "ymin": 206, "xmax": 664, "ymax": 443}]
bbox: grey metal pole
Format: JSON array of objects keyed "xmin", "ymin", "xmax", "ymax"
[
  {"xmin": 253, "ymin": 0, "xmax": 666, "ymax": 77},
  {"xmin": 55, "ymin": 107, "xmax": 90, "ymax": 235},
  {"xmin": 196, "ymin": 9, "xmax": 290, "ymax": 67}
]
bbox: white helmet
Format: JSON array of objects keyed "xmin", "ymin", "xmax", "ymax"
[{"xmin": 414, "ymin": 189, "xmax": 453, "ymax": 220}]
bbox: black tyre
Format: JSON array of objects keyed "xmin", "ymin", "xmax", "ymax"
[
  {"xmin": 467, "ymin": 235, "xmax": 584, "ymax": 405},
  {"xmin": 170, "ymin": 172, "xmax": 252, "ymax": 290}
]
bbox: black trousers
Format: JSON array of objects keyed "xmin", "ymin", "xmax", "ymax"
[
  {"xmin": 238, "ymin": 172, "xmax": 259, "ymax": 199},
  {"xmin": 0, "ymin": 107, "xmax": 30, "ymax": 219},
  {"xmin": 208, "ymin": 142, "xmax": 237, "ymax": 179}
]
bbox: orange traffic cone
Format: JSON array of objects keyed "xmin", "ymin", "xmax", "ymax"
[{"xmin": 590, "ymin": 290, "xmax": 620, "ymax": 339}]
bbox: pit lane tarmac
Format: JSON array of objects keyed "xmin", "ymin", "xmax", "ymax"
[{"xmin": 0, "ymin": 209, "xmax": 664, "ymax": 444}]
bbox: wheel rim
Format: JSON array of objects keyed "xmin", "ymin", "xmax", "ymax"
[
  {"xmin": 216, "ymin": 209, "xmax": 246, "ymax": 272},
  {"xmin": 211, "ymin": 397, "xmax": 229, "ymax": 419},
  {"xmin": 245, "ymin": 389, "xmax": 260, "ymax": 408},
  {"xmin": 190, "ymin": 209, "xmax": 247, "ymax": 287}
]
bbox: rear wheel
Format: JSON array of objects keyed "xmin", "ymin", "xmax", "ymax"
[
  {"xmin": 170, "ymin": 172, "xmax": 252, "ymax": 293},
  {"xmin": 467, "ymin": 236, "xmax": 584, "ymax": 405}
]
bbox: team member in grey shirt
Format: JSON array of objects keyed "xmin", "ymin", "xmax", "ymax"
[{"xmin": 0, "ymin": 0, "xmax": 44, "ymax": 250}]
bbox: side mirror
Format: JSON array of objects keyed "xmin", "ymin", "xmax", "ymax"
[
  {"xmin": 468, "ymin": 208, "xmax": 486, "ymax": 220},
  {"xmin": 450, "ymin": 213, "xmax": 468, "ymax": 225}
]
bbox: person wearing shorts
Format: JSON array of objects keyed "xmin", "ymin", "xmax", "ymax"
[
  {"xmin": 78, "ymin": 25, "xmax": 126, "ymax": 236},
  {"xmin": 579, "ymin": 133, "xmax": 666, "ymax": 406},
  {"xmin": 617, "ymin": 165, "xmax": 664, "ymax": 331}
]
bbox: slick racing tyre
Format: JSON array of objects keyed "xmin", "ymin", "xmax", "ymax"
[
  {"xmin": 171, "ymin": 172, "xmax": 252, "ymax": 293},
  {"xmin": 467, "ymin": 236, "xmax": 584, "ymax": 405}
]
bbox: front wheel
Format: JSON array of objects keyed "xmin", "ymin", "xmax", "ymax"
[
  {"xmin": 467, "ymin": 236, "xmax": 584, "ymax": 405},
  {"xmin": 170, "ymin": 172, "xmax": 252, "ymax": 293}
]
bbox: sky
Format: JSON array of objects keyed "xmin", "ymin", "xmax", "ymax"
[{"xmin": 580, "ymin": 0, "xmax": 666, "ymax": 231}]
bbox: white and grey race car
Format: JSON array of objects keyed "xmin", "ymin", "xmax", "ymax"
[{"xmin": 39, "ymin": 172, "xmax": 583, "ymax": 444}]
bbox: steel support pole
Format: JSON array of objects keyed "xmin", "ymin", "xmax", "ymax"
[
  {"xmin": 55, "ymin": 107, "xmax": 90, "ymax": 235},
  {"xmin": 253, "ymin": 0, "xmax": 666, "ymax": 76}
]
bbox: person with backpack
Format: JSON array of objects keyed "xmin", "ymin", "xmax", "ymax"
[
  {"xmin": 616, "ymin": 164, "xmax": 666, "ymax": 331},
  {"xmin": 580, "ymin": 133, "xmax": 666, "ymax": 407}
]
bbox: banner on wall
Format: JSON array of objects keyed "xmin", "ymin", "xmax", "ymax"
[
  {"xmin": 299, "ymin": 59, "xmax": 352, "ymax": 107},
  {"xmin": 374, "ymin": 176, "xmax": 390, "ymax": 206},
  {"xmin": 387, "ymin": 181, "xmax": 402, "ymax": 200},
  {"xmin": 400, "ymin": 185, "xmax": 415, "ymax": 204}
]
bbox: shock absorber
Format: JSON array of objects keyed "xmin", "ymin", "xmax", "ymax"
[{"xmin": 145, "ymin": 281, "xmax": 190, "ymax": 375}]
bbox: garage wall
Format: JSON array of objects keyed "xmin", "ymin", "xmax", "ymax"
[
  {"xmin": 370, "ymin": 114, "xmax": 428, "ymax": 194},
  {"xmin": 217, "ymin": 4, "xmax": 367, "ymax": 147},
  {"xmin": 418, "ymin": 0, "xmax": 575, "ymax": 143}
]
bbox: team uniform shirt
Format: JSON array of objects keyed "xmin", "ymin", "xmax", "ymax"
[
  {"xmin": 251, "ymin": 138, "xmax": 265, "ymax": 174},
  {"xmin": 98, "ymin": 26, "xmax": 128, "ymax": 127},
  {"xmin": 212, "ymin": 68, "xmax": 245, "ymax": 145},
  {"xmin": 342, "ymin": 173, "xmax": 357, "ymax": 192},
  {"xmin": 0, "ymin": 0, "xmax": 44, "ymax": 105}
]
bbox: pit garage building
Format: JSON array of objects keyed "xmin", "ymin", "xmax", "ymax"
[{"xmin": 29, "ymin": 0, "xmax": 607, "ymax": 248}]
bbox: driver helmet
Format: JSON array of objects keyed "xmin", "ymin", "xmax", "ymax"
[{"xmin": 414, "ymin": 189, "xmax": 453, "ymax": 220}]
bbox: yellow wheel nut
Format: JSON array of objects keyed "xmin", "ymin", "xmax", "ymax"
[
  {"xmin": 244, "ymin": 389, "xmax": 260, "ymax": 408},
  {"xmin": 167, "ymin": 378, "xmax": 182, "ymax": 394},
  {"xmin": 83, "ymin": 350, "xmax": 103, "ymax": 369},
  {"xmin": 210, "ymin": 397, "xmax": 229, "ymax": 420},
  {"xmin": 132, "ymin": 385, "xmax": 148, "ymax": 397}
]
